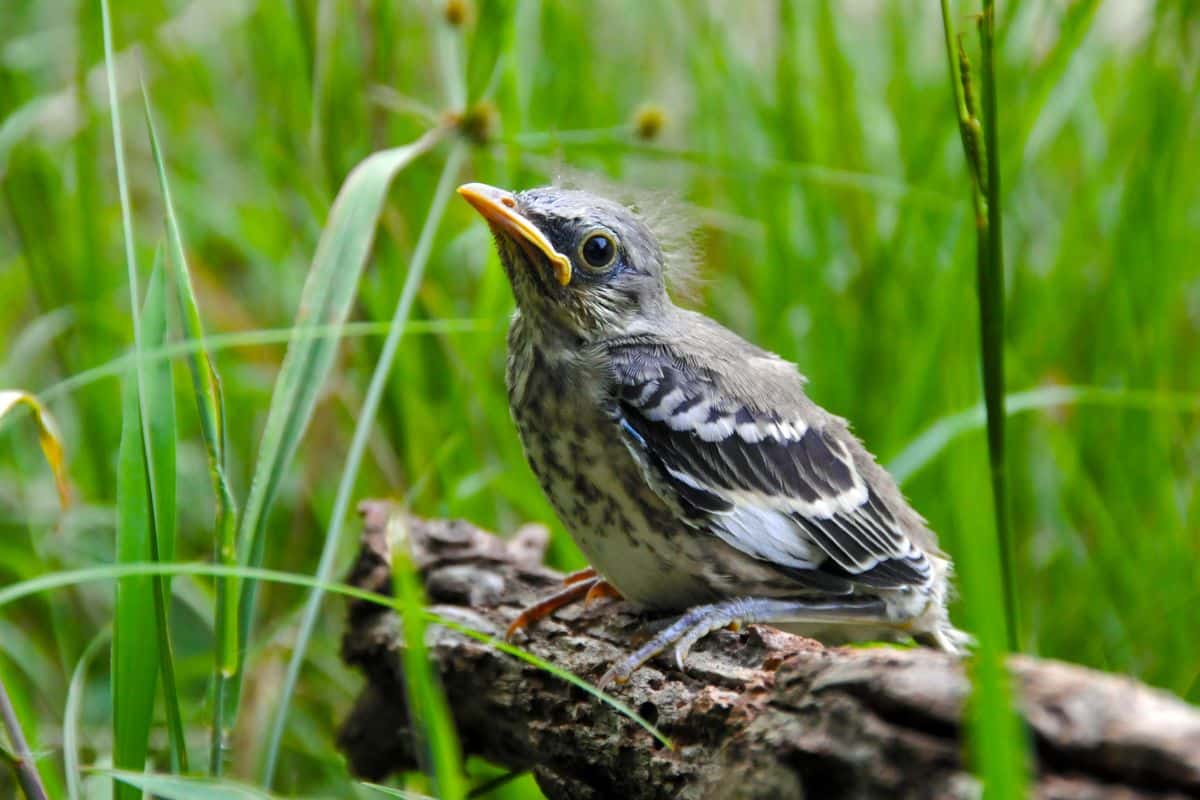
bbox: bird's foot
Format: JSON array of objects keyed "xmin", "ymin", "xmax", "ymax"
[
  {"xmin": 562, "ymin": 566, "xmax": 599, "ymax": 585},
  {"xmin": 598, "ymin": 596, "xmax": 885, "ymax": 688},
  {"xmin": 505, "ymin": 567, "xmax": 623, "ymax": 641}
]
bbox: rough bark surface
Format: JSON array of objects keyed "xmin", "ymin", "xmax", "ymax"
[{"xmin": 337, "ymin": 501, "xmax": 1200, "ymax": 800}]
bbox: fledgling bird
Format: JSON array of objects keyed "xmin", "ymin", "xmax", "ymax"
[{"xmin": 458, "ymin": 181, "xmax": 970, "ymax": 686}]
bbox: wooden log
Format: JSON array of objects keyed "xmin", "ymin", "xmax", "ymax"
[{"xmin": 337, "ymin": 501, "xmax": 1200, "ymax": 800}]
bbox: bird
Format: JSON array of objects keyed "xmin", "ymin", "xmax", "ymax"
[{"xmin": 457, "ymin": 181, "xmax": 970, "ymax": 686}]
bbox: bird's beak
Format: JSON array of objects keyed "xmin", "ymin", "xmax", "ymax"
[{"xmin": 457, "ymin": 183, "xmax": 572, "ymax": 286}]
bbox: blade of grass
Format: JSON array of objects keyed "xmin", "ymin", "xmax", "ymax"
[
  {"xmin": 140, "ymin": 257, "xmax": 188, "ymax": 772},
  {"xmin": 434, "ymin": 619, "xmax": 671, "ymax": 750},
  {"xmin": 65, "ymin": 632, "xmax": 110, "ymax": 800},
  {"xmin": 0, "ymin": 672, "xmax": 49, "ymax": 800},
  {"xmin": 222, "ymin": 123, "xmax": 449, "ymax": 772},
  {"xmin": 104, "ymin": 770, "xmax": 276, "ymax": 800},
  {"xmin": 948, "ymin": 432, "xmax": 1028, "ymax": 799},
  {"xmin": 40, "ymin": 319, "xmax": 494, "ymax": 402},
  {"xmin": 888, "ymin": 384, "xmax": 1200, "ymax": 485},
  {"xmin": 112, "ymin": 354, "xmax": 162, "ymax": 797},
  {"xmin": 0, "ymin": 390, "xmax": 70, "ymax": 507},
  {"xmin": 101, "ymin": 0, "xmax": 189, "ymax": 780},
  {"xmin": 389, "ymin": 515, "xmax": 467, "ymax": 800},
  {"xmin": 112, "ymin": 257, "xmax": 188, "ymax": 789},
  {"xmin": 508, "ymin": 134, "xmax": 954, "ymax": 210},
  {"xmin": 141, "ymin": 81, "xmax": 239, "ymax": 778},
  {"xmin": 260, "ymin": 142, "xmax": 468, "ymax": 787},
  {"xmin": 0, "ymin": 561, "xmax": 671, "ymax": 749},
  {"xmin": 361, "ymin": 783, "xmax": 436, "ymax": 799}
]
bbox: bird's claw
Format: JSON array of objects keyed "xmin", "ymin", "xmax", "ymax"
[
  {"xmin": 597, "ymin": 662, "xmax": 632, "ymax": 689},
  {"xmin": 596, "ymin": 627, "xmax": 698, "ymax": 688},
  {"xmin": 673, "ymin": 642, "xmax": 692, "ymax": 671},
  {"xmin": 504, "ymin": 577, "xmax": 598, "ymax": 641},
  {"xmin": 505, "ymin": 569, "xmax": 623, "ymax": 642},
  {"xmin": 583, "ymin": 579, "xmax": 621, "ymax": 608},
  {"xmin": 596, "ymin": 597, "xmax": 890, "ymax": 687}
]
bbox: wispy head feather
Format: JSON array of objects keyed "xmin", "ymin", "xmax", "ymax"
[{"xmin": 551, "ymin": 168, "xmax": 702, "ymax": 301}]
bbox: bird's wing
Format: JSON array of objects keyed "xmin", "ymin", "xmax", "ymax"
[{"xmin": 606, "ymin": 336, "xmax": 931, "ymax": 590}]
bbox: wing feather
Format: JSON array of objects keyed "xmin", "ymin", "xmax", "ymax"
[{"xmin": 609, "ymin": 344, "xmax": 930, "ymax": 590}]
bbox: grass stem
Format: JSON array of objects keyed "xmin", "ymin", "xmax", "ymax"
[
  {"xmin": 0, "ymin": 676, "xmax": 49, "ymax": 800},
  {"xmin": 977, "ymin": 0, "xmax": 1018, "ymax": 653},
  {"xmin": 939, "ymin": 0, "xmax": 1017, "ymax": 651}
]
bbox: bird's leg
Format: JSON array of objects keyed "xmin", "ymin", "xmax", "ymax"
[
  {"xmin": 562, "ymin": 566, "xmax": 599, "ymax": 585},
  {"xmin": 598, "ymin": 596, "xmax": 886, "ymax": 687},
  {"xmin": 505, "ymin": 567, "xmax": 623, "ymax": 640}
]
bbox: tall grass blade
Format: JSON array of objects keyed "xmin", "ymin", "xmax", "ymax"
[
  {"xmin": 260, "ymin": 142, "xmax": 468, "ymax": 787},
  {"xmin": 139, "ymin": 258, "xmax": 188, "ymax": 771},
  {"xmin": 389, "ymin": 515, "xmax": 467, "ymax": 800},
  {"xmin": 0, "ymin": 391, "xmax": 70, "ymax": 507},
  {"xmin": 112, "ymin": 258, "xmax": 188, "ymax": 790},
  {"xmin": 0, "ymin": 561, "xmax": 670, "ymax": 748},
  {"xmin": 105, "ymin": 770, "xmax": 276, "ymax": 800},
  {"xmin": 888, "ymin": 385, "xmax": 1200, "ymax": 485},
  {"xmin": 112, "ymin": 355, "xmax": 161, "ymax": 798},
  {"xmin": 360, "ymin": 783, "xmax": 437, "ymax": 799},
  {"xmin": 949, "ymin": 437, "xmax": 1028, "ymax": 798},
  {"xmin": 64, "ymin": 632, "xmax": 109, "ymax": 800},
  {"xmin": 222, "ymin": 124, "xmax": 449, "ymax": 768},
  {"xmin": 139, "ymin": 81, "xmax": 240, "ymax": 777},
  {"xmin": 41, "ymin": 319, "xmax": 491, "ymax": 403},
  {"xmin": 102, "ymin": 0, "xmax": 188, "ymax": 773}
]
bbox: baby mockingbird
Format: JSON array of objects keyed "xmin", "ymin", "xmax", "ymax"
[{"xmin": 459, "ymin": 182, "xmax": 969, "ymax": 686}]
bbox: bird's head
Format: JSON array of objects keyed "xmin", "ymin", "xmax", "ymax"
[{"xmin": 458, "ymin": 182, "xmax": 671, "ymax": 339}]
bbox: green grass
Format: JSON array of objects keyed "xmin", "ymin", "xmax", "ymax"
[{"xmin": 2, "ymin": 1, "xmax": 1199, "ymax": 797}]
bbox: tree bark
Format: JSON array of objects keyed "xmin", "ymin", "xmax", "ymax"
[{"xmin": 337, "ymin": 501, "xmax": 1200, "ymax": 800}]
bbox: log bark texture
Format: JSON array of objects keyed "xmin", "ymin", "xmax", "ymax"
[{"xmin": 337, "ymin": 501, "xmax": 1200, "ymax": 800}]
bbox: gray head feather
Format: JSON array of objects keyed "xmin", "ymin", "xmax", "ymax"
[{"xmin": 550, "ymin": 171, "xmax": 701, "ymax": 300}]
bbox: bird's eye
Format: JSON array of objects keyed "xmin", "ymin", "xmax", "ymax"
[{"xmin": 579, "ymin": 232, "xmax": 617, "ymax": 271}]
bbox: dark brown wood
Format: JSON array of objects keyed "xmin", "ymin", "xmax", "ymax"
[{"xmin": 337, "ymin": 501, "xmax": 1200, "ymax": 800}]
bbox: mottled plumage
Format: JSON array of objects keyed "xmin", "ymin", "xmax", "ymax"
[{"xmin": 458, "ymin": 182, "xmax": 969, "ymax": 683}]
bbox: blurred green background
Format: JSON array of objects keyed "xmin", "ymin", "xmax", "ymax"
[{"xmin": 1, "ymin": 0, "xmax": 1198, "ymax": 797}]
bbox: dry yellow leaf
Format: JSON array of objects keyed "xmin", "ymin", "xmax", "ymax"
[{"xmin": 0, "ymin": 389, "xmax": 70, "ymax": 508}]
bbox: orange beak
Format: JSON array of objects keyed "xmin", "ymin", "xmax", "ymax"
[{"xmin": 457, "ymin": 182, "xmax": 572, "ymax": 286}]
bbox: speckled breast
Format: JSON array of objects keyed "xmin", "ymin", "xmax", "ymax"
[{"xmin": 505, "ymin": 324, "xmax": 714, "ymax": 609}]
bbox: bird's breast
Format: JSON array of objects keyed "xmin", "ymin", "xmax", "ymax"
[{"xmin": 505, "ymin": 333, "xmax": 714, "ymax": 608}]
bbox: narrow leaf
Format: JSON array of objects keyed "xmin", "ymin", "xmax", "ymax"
[
  {"xmin": 0, "ymin": 561, "xmax": 672, "ymax": 749},
  {"xmin": 223, "ymin": 123, "xmax": 448, "ymax": 755},
  {"xmin": 390, "ymin": 515, "xmax": 467, "ymax": 800},
  {"xmin": 105, "ymin": 770, "xmax": 276, "ymax": 800},
  {"xmin": 888, "ymin": 385, "xmax": 1200, "ymax": 486},
  {"xmin": 140, "ymin": 81, "xmax": 239, "ymax": 775},
  {"xmin": 112, "ymin": 359, "xmax": 161, "ymax": 800},
  {"xmin": 139, "ymin": 257, "xmax": 188, "ymax": 771},
  {"xmin": 65, "ymin": 632, "xmax": 109, "ymax": 800},
  {"xmin": 260, "ymin": 143, "xmax": 467, "ymax": 785}
]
